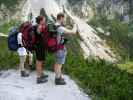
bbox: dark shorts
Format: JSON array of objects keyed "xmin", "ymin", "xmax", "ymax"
[{"xmin": 35, "ymin": 42, "xmax": 46, "ymax": 61}]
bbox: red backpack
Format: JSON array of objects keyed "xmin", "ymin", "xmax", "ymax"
[
  {"xmin": 46, "ymin": 26, "xmax": 64, "ymax": 53},
  {"xmin": 39, "ymin": 23, "xmax": 64, "ymax": 53},
  {"xmin": 19, "ymin": 22, "xmax": 36, "ymax": 51}
]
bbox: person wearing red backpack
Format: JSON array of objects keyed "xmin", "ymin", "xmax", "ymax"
[
  {"xmin": 34, "ymin": 16, "xmax": 48, "ymax": 84},
  {"xmin": 17, "ymin": 32, "xmax": 30, "ymax": 77},
  {"xmin": 54, "ymin": 13, "xmax": 78, "ymax": 85}
]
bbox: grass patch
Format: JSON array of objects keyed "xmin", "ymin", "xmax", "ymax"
[
  {"xmin": 118, "ymin": 61, "xmax": 133, "ymax": 74},
  {"xmin": 0, "ymin": 0, "xmax": 20, "ymax": 11},
  {"xmin": 89, "ymin": 16, "xmax": 133, "ymax": 61},
  {"xmin": 0, "ymin": 20, "xmax": 19, "ymax": 34},
  {"xmin": 0, "ymin": 37, "xmax": 19, "ymax": 70},
  {"xmin": 63, "ymin": 36, "xmax": 133, "ymax": 100}
]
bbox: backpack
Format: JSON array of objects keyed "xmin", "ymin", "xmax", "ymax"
[
  {"xmin": 8, "ymin": 27, "xmax": 19, "ymax": 51},
  {"xmin": 19, "ymin": 22, "xmax": 36, "ymax": 51},
  {"xmin": 46, "ymin": 21, "xmax": 64, "ymax": 53},
  {"xmin": 33, "ymin": 15, "xmax": 64, "ymax": 53}
]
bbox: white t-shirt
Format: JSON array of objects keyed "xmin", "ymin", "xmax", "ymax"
[
  {"xmin": 55, "ymin": 22, "xmax": 77, "ymax": 35},
  {"xmin": 55, "ymin": 22, "xmax": 77, "ymax": 44},
  {"xmin": 17, "ymin": 33, "xmax": 27, "ymax": 56}
]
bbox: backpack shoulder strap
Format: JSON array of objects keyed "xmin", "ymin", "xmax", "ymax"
[{"xmin": 56, "ymin": 25, "xmax": 61, "ymax": 29}]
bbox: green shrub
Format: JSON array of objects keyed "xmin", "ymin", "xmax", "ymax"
[
  {"xmin": 89, "ymin": 16, "xmax": 132, "ymax": 60},
  {"xmin": 118, "ymin": 61, "xmax": 133, "ymax": 74},
  {"xmin": 65, "ymin": 55, "xmax": 133, "ymax": 100},
  {"xmin": 63, "ymin": 36, "xmax": 133, "ymax": 100},
  {"xmin": 0, "ymin": 20, "xmax": 19, "ymax": 34},
  {"xmin": 0, "ymin": 0, "xmax": 19, "ymax": 10},
  {"xmin": 0, "ymin": 37, "xmax": 18, "ymax": 70},
  {"xmin": 108, "ymin": 20, "xmax": 129, "ymax": 43}
]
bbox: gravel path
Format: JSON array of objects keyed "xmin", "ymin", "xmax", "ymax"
[{"xmin": 0, "ymin": 70, "xmax": 90, "ymax": 100}]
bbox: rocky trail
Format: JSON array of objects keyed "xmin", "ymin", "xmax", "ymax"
[{"xmin": 0, "ymin": 70, "xmax": 90, "ymax": 100}]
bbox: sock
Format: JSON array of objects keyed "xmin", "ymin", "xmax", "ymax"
[{"xmin": 55, "ymin": 69, "xmax": 62, "ymax": 79}]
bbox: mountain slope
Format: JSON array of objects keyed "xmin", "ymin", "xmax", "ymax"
[
  {"xmin": 0, "ymin": 0, "xmax": 26, "ymax": 25},
  {"xmin": 67, "ymin": 0, "xmax": 133, "ymax": 23}
]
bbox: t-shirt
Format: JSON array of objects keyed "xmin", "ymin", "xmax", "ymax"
[
  {"xmin": 17, "ymin": 32, "xmax": 23, "ymax": 45},
  {"xmin": 55, "ymin": 22, "xmax": 65, "ymax": 45},
  {"xmin": 17, "ymin": 33, "xmax": 27, "ymax": 56},
  {"xmin": 55, "ymin": 22, "xmax": 77, "ymax": 35}
]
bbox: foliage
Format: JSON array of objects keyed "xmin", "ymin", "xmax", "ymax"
[
  {"xmin": 0, "ymin": 0, "xmax": 19, "ymax": 10},
  {"xmin": 0, "ymin": 37, "xmax": 18, "ymax": 70},
  {"xmin": 118, "ymin": 61, "xmax": 133, "ymax": 74},
  {"xmin": 89, "ymin": 16, "xmax": 132, "ymax": 60},
  {"xmin": 65, "ymin": 58, "xmax": 133, "ymax": 100},
  {"xmin": 0, "ymin": 20, "xmax": 21, "ymax": 34},
  {"xmin": 0, "ymin": 20, "xmax": 16, "ymax": 34},
  {"xmin": 59, "ymin": 36, "xmax": 133, "ymax": 100}
]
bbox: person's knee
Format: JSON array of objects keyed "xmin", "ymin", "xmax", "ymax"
[
  {"xmin": 29, "ymin": 52, "xmax": 33, "ymax": 58},
  {"xmin": 20, "ymin": 55, "xmax": 26, "ymax": 62}
]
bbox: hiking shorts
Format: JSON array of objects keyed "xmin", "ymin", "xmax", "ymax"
[
  {"xmin": 55, "ymin": 47, "xmax": 67, "ymax": 64},
  {"xmin": 17, "ymin": 47, "xmax": 27, "ymax": 56},
  {"xmin": 35, "ymin": 42, "xmax": 46, "ymax": 61}
]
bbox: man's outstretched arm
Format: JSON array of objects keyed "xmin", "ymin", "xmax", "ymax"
[{"xmin": 62, "ymin": 24, "xmax": 78, "ymax": 34}]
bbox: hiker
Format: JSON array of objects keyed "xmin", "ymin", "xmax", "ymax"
[
  {"xmin": 26, "ymin": 12, "xmax": 34, "ymax": 71},
  {"xmin": 34, "ymin": 16, "xmax": 48, "ymax": 84},
  {"xmin": 8, "ymin": 26, "xmax": 33, "ymax": 77},
  {"xmin": 17, "ymin": 32, "xmax": 30, "ymax": 77},
  {"xmin": 54, "ymin": 13, "xmax": 78, "ymax": 85}
]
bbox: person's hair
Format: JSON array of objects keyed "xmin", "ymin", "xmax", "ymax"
[
  {"xmin": 36, "ymin": 16, "xmax": 44, "ymax": 24},
  {"xmin": 40, "ymin": 8, "xmax": 47, "ymax": 17},
  {"xmin": 57, "ymin": 13, "xmax": 65, "ymax": 20}
]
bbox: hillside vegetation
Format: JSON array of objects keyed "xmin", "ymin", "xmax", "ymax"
[
  {"xmin": 89, "ymin": 16, "xmax": 133, "ymax": 61},
  {"xmin": 0, "ymin": 0, "xmax": 20, "ymax": 10},
  {"xmin": 1, "ymin": 33, "xmax": 133, "ymax": 100},
  {"xmin": 0, "ymin": 0, "xmax": 133, "ymax": 100}
]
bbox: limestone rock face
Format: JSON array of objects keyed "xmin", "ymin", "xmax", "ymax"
[{"xmin": 0, "ymin": 0, "xmax": 25, "ymax": 25}]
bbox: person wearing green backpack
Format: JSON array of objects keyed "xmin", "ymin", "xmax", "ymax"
[
  {"xmin": 17, "ymin": 32, "xmax": 30, "ymax": 77},
  {"xmin": 54, "ymin": 13, "xmax": 78, "ymax": 85}
]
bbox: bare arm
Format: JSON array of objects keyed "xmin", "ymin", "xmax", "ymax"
[
  {"xmin": 17, "ymin": 33, "xmax": 23, "ymax": 46},
  {"xmin": 62, "ymin": 24, "xmax": 78, "ymax": 34}
]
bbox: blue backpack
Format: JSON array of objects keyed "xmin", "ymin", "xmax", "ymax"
[{"xmin": 8, "ymin": 27, "xmax": 19, "ymax": 51}]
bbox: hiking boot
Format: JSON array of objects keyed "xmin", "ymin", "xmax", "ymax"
[
  {"xmin": 55, "ymin": 77, "xmax": 66, "ymax": 85},
  {"xmin": 37, "ymin": 76, "xmax": 48, "ymax": 84},
  {"xmin": 21, "ymin": 71, "xmax": 29, "ymax": 77}
]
